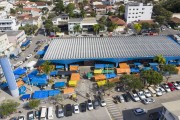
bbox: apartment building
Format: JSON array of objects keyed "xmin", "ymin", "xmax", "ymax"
[
  {"xmin": 125, "ymin": 3, "xmax": 153, "ymax": 23},
  {"xmin": 52, "ymin": 14, "xmax": 69, "ymax": 25},
  {"xmin": 0, "ymin": 18, "xmax": 19, "ymax": 32}
]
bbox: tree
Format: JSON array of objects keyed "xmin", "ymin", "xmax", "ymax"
[
  {"xmin": 42, "ymin": 7, "xmax": 49, "ymax": 15},
  {"xmin": 54, "ymin": 0, "xmax": 64, "ymax": 14},
  {"xmin": 161, "ymin": 65, "xmax": 178, "ymax": 81},
  {"xmin": 155, "ymin": 16, "xmax": 166, "ymax": 25},
  {"xmin": 90, "ymin": 11, "xmax": 96, "ymax": 17},
  {"xmin": 83, "ymin": 0, "xmax": 88, "ymax": 5},
  {"xmin": 28, "ymin": 99, "xmax": 40, "ymax": 109},
  {"xmin": 48, "ymin": 13, "xmax": 56, "ymax": 20},
  {"xmin": 73, "ymin": 24, "xmax": 81, "ymax": 34},
  {"xmin": 118, "ymin": 5, "xmax": 125, "ymax": 15},
  {"xmin": 103, "ymin": 81, "xmax": 115, "ymax": 95},
  {"xmin": 107, "ymin": 21, "xmax": 118, "ymax": 32},
  {"xmin": 93, "ymin": 24, "xmax": 100, "ymax": 35},
  {"xmin": 154, "ymin": 54, "xmax": 166, "ymax": 65},
  {"xmin": 0, "ymin": 100, "xmax": 20, "ymax": 117},
  {"xmin": 133, "ymin": 23, "xmax": 142, "ymax": 33},
  {"xmin": 41, "ymin": 61, "xmax": 55, "ymax": 80},
  {"xmin": 80, "ymin": 9, "xmax": 86, "ymax": 18},
  {"xmin": 65, "ymin": 3, "xmax": 75, "ymax": 14},
  {"xmin": 99, "ymin": 24, "xmax": 105, "ymax": 31},
  {"xmin": 162, "ymin": 0, "xmax": 180, "ymax": 13},
  {"xmin": 140, "ymin": 70, "xmax": 163, "ymax": 86},
  {"xmin": 19, "ymin": 24, "xmax": 38, "ymax": 35},
  {"xmin": 49, "ymin": 94, "xmax": 64, "ymax": 105},
  {"xmin": 10, "ymin": 8, "xmax": 16, "ymax": 14},
  {"xmin": 99, "ymin": 16, "xmax": 107, "ymax": 25},
  {"xmin": 141, "ymin": 22, "xmax": 151, "ymax": 29}
]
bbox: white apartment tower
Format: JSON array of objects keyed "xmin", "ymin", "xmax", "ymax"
[{"xmin": 125, "ymin": 3, "xmax": 153, "ymax": 23}]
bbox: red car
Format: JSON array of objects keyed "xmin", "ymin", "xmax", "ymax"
[{"xmin": 167, "ymin": 82, "xmax": 176, "ymax": 91}]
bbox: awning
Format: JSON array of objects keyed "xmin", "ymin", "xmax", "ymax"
[
  {"xmin": 50, "ymin": 70, "xmax": 58, "ymax": 76},
  {"xmin": 149, "ymin": 63, "xmax": 159, "ymax": 67},
  {"xmin": 37, "ymin": 50, "xmax": 45, "ymax": 55},
  {"xmin": 104, "ymin": 64, "xmax": 114, "ymax": 68},
  {"xmin": 21, "ymin": 40, "xmax": 30, "ymax": 47},
  {"xmin": 48, "ymin": 90, "xmax": 60, "ymax": 96},
  {"xmin": 54, "ymin": 82, "xmax": 65, "ymax": 88},
  {"xmin": 33, "ymin": 90, "xmax": 49, "ymax": 99},
  {"xmin": 87, "ymin": 72, "xmax": 93, "ymax": 79},
  {"xmin": 63, "ymin": 87, "xmax": 75, "ymax": 94},
  {"xmin": 94, "ymin": 69, "xmax": 103, "ymax": 74},
  {"xmin": 15, "ymin": 75, "xmax": 20, "ymax": 79},
  {"xmin": 103, "ymin": 69, "xmax": 114, "ymax": 74},
  {"xmin": 130, "ymin": 68, "xmax": 140, "ymax": 73},
  {"xmin": 13, "ymin": 67, "xmax": 27, "ymax": 75},
  {"xmin": 70, "ymin": 65, "xmax": 79, "ymax": 71},
  {"xmin": 105, "ymin": 73, "xmax": 116, "ymax": 79},
  {"xmin": 57, "ymin": 71, "xmax": 77, "ymax": 75},
  {"xmin": 70, "ymin": 73, "xmax": 80, "ymax": 81},
  {"xmin": 95, "ymin": 64, "xmax": 105, "ymax": 69},
  {"xmin": 97, "ymin": 80, "xmax": 106, "ymax": 87},
  {"xmin": 119, "ymin": 63, "xmax": 130, "ymax": 69},
  {"xmin": 68, "ymin": 80, "xmax": 77, "ymax": 87},
  {"xmin": 56, "ymin": 65, "xmax": 64, "ymax": 69},
  {"xmin": 28, "ymin": 70, "xmax": 38, "ymax": 79},
  {"xmin": 21, "ymin": 94, "xmax": 30, "ymax": 100},
  {"xmin": 31, "ymin": 74, "xmax": 47, "ymax": 85},
  {"xmin": 116, "ymin": 68, "xmax": 130, "ymax": 74},
  {"xmin": 142, "ymin": 67, "xmax": 151, "ymax": 71},
  {"xmin": 17, "ymin": 80, "xmax": 24, "ymax": 88},
  {"xmin": 94, "ymin": 74, "xmax": 106, "ymax": 81},
  {"xmin": 134, "ymin": 62, "xmax": 142, "ymax": 67}
]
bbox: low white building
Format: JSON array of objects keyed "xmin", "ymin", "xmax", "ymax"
[
  {"xmin": 68, "ymin": 18, "xmax": 82, "ymax": 35},
  {"xmin": 125, "ymin": 3, "xmax": 153, "ymax": 24},
  {"xmin": 0, "ymin": 18, "xmax": 20, "ymax": 32},
  {"xmin": 161, "ymin": 100, "xmax": 180, "ymax": 120},
  {"xmin": 0, "ymin": 1, "xmax": 13, "ymax": 13},
  {"xmin": 52, "ymin": 14, "xmax": 69, "ymax": 26},
  {"xmin": 0, "ymin": 33, "xmax": 14, "ymax": 56}
]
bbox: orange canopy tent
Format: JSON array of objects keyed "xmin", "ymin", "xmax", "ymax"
[
  {"xmin": 16, "ymin": 80, "xmax": 24, "ymax": 87},
  {"xmin": 108, "ymin": 78, "xmax": 120, "ymax": 83},
  {"xmin": 116, "ymin": 68, "xmax": 130, "ymax": 74},
  {"xmin": 94, "ymin": 74, "xmax": 106, "ymax": 81},
  {"xmin": 70, "ymin": 73, "xmax": 80, "ymax": 81},
  {"xmin": 63, "ymin": 87, "xmax": 75, "ymax": 94},
  {"xmin": 119, "ymin": 63, "xmax": 130, "ymax": 69},
  {"xmin": 70, "ymin": 65, "xmax": 79, "ymax": 71}
]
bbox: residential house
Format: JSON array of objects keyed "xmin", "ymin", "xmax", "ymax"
[
  {"xmin": 52, "ymin": 14, "xmax": 69, "ymax": 26},
  {"xmin": 108, "ymin": 16, "xmax": 126, "ymax": 32},
  {"xmin": 68, "ymin": 18, "xmax": 82, "ymax": 35},
  {"xmin": 161, "ymin": 100, "xmax": 180, "ymax": 120},
  {"xmin": 94, "ymin": 5, "xmax": 107, "ymax": 15},
  {"xmin": 0, "ymin": 1, "xmax": 13, "ymax": 13},
  {"xmin": 35, "ymin": 2, "xmax": 49, "ymax": 9},
  {"xmin": 125, "ymin": 3, "xmax": 153, "ymax": 23},
  {"xmin": 115, "ymin": 0, "xmax": 129, "ymax": 4},
  {"xmin": 81, "ymin": 17, "xmax": 97, "ymax": 34},
  {"xmin": 63, "ymin": 0, "xmax": 74, "ymax": 6},
  {"xmin": 0, "ymin": 18, "xmax": 20, "ymax": 31},
  {"xmin": 22, "ymin": 8, "xmax": 42, "ymax": 17},
  {"xmin": 0, "ymin": 33, "xmax": 14, "ymax": 56},
  {"xmin": 170, "ymin": 17, "xmax": 180, "ymax": 28}
]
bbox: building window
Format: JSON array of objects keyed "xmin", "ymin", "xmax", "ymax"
[
  {"xmin": 133, "ymin": 9, "xmax": 135, "ymax": 10},
  {"xmin": 133, "ymin": 13, "xmax": 134, "ymax": 14},
  {"xmin": 142, "ymin": 8, "xmax": 145, "ymax": 10},
  {"xmin": 128, "ymin": 17, "xmax": 130, "ymax": 18},
  {"xmin": 136, "ymin": 9, "xmax": 138, "ymax": 10},
  {"xmin": 129, "ymin": 9, "xmax": 131, "ymax": 10},
  {"xmin": 136, "ymin": 13, "xmax": 138, "ymax": 14},
  {"xmin": 129, "ymin": 13, "xmax": 131, "ymax": 14},
  {"xmin": 132, "ymin": 16, "xmax": 134, "ymax": 18},
  {"xmin": 142, "ymin": 12, "xmax": 144, "ymax": 14},
  {"xmin": 135, "ymin": 16, "xmax": 137, "ymax": 18}
]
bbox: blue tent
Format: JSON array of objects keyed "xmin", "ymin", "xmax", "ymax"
[
  {"xmin": 130, "ymin": 68, "xmax": 140, "ymax": 73},
  {"xmin": 56, "ymin": 65, "xmax": 64, "ymax": 69},
  {"xmin": 28, "ymin": 70, "xmax": 38, "ymax": 79},
  {"xmin": 169, "ymin": 61, "xmax": 180, "ymax": 66},
  {"xmin": 134, "ymin": 63, "xmax": 142, "ymax": 67},
  {"xmin": 21, "ymin": 40, "xmax": 30, "ymax": 47},
  {"xmin": 13, "ymin": 67, "xmax": 27, "ymax": 75},
  {"xmin": 104, "ymin": 64, "xmax": 114, "ymax": 68},
  {"xmin": 50, "ymin": 70, "xmax": 58, "ymax": 76},
  {"xmin": 31, "ymin": 74, "xmax": 47, "ymax": 86},
  {"xmin": 37, "ymin": 50, "xmax": 45, "ymax": 55},
  {"xmin": 0, "ymin": 82, "xmax": 8, "ymax": 89},
  {"xmin": 15, "ymin": 75, "xmax": 20, "ymax": 80},
  {"xmin": 152, "ymin": 66, "xmax": 159, "ymax": 71},
  {"xmin": 149, "ymin": 63, "xmax": 159, "ymax": 67},
  {"xmin": 95, "ymin": 64, "xmax": 105, "ymax": 69},
  {"xmin": 105, "ymin": 73, "xmax": 116, "ymax": 79},
  {"xmin": 19, "ymin": 86, "xmax": 26, "ymax": 95},
  {"xmin": 142, "ymin": 67, "xmax": 151, "ymax": 71},
  {"xmin": 22, "ymin": 77, "xmax": 30, "ymax": 83},
  {"xmin": 48, "ymin": 90, "xmax": 60, "ymax": 96},
  {"xmin": 33, "ymin": 90, "xmax": 49, "ymax": 99},
  {"xmin": 54, "ymin": 82, "xmax": 65, "ymax": 88},
  {"xmin": 21, "ymin": 94, "xmax": 30, "ymax": 100}
]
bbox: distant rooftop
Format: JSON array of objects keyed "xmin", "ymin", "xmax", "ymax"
[
  {"xmin": 68, "ymin": 18, "xmax": 83, "ymax": 23},
  {"xmin": 5, "ymin": 30, "xmax": 23, "ymax": 36},
  {"xmin": 81, "ymin": 17, "xmax": 97, "ymax": 24},
  {"xmin": 127, "ymin": 2, "xmax": 152, "ymax": 6},
  {"xmin": 43, "ymin": 36, "xmax": 180, "ymax": 60}
]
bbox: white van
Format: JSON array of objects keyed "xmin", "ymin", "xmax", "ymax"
[
  {"xmin": 25, "ymin": 61, "xmax": 37, "ymax": 70},
  {"xmin": 48, "ymin": 107, "xmax": 54, "ymax": 119},
  {"xmin": 40, "ymin": 106, "xmax": 47, "ymax": 120},
  {"xmin": 148, "ymin": 87, "xmax": 156, "ymax": 97}
]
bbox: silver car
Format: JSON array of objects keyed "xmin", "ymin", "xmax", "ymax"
[{"xmin": 57, "ymin": 106, "xmax": 64, "ymax": 118}]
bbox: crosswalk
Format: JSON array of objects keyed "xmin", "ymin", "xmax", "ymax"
[{"xmin": 105, "ymin": 98, "xmax": 124, "ymax": 120}]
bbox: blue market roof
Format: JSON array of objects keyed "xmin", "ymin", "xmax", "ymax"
[
  {"xmin": 54, "ymin": 82, "xmax": 65, "ymax": 88},
  {"xmin": 43, "ymin": 36, "xmax": 180, "ymax": 60},
  {"xmin": 13, "ymin": 67, "xmax": 27, "ymax": 75}
]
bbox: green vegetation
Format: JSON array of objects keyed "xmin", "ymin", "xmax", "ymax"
[
  {"xmin": 42, "ymin": 7, "xmax": 49, "ymax": 15},
  {"xmin": 73, "ymin": 24, "xmax": 81, "ymax": 34},
  {"xmin": 19, "ymin": 24, "xmax": 38, "ymax": 35},
  {"xmin": 161, "ymin": 0, "xmax": 180, "ymax": 13},
  {"xmin": 41, "ymin": 61, "xmax": 55, "ymax": 80},
  {"xmin": 10, "ymin": 8, "xmax": 16, "ymax": 14},
  {"xmin": 44, "ymin": 19, "xmax": 60, "ymax": 33},
  {"xmin": 133, "ymin": 23, "xmax": 142, "ymax": 33},
  {"xmin": 154, "ymin": 54, "xmax": 166, "ymax": 65},
  {"xmin": 28, "ymin": 99, "xmax": 40, "ymax": 109},
  {"xmin": 53, "ymin": 0, "xmax": 64, "ymax": 14},
  {"xmin": 0, "ymin": 100, "xmax": 20, "ymax": 117},
  {"xmin": 93, "ymin": 24, "xmax": 100, "ymax": 35},
  {"xmin": 161, "ymin": 65, "xmax": 178, "ymax": 81}
]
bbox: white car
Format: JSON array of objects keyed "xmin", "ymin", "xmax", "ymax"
[
  {"xmin": 142, "ymin": 98, "xmax": 155, "ymax": 104},
  {"xmin": 26, "ymin": 54, "xmax": 32, "ymax": 60},
  {"xmin": 74, "ymin": 104, "xmax": 80, "ymax": 113},
  {"xmin": 172, "ymin": 82, "xmax": 180, "ymax": 90},
  {"xmin": 18, "ymin": 115, "xmax": 25, "ymax": 120},
  {"xmin": 118, "ymin": 95, "xmax": 125, "ymax": 103},
  {"xmin": 155, "ymin": 88, "xmax": 163, "ymax": 96},
  {"xmin": 132, "ymin": 94, "xmax": 140, "ymax": 102},
  {"xmin": 162, "ymin": 84, "xmax": 171, "ymax": 92},
  {"xmin": 14, "ymin": 61, "xmax": 23, "ymax": 67},
  {"xmin": 137, "ymin": 91, "xmax": 146, "ymax": 100},
  {"xmin": 143, "ymin": 89, "xmax": 152, "ymax": 98},
  {"xmin": 158, "ymin": 87, "xmax": 166, "ymax": 94},
  {"xmin": 87, "ymin": 100, "xmax": 93, "ymax": 110}
]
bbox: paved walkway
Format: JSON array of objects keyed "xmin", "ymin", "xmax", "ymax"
[{"xmin": 105, "ymin": 98, "xmax": 123, "ymax": 120}]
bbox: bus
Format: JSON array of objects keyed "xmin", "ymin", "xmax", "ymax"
[
  {"xmin": 40, "ymin": 106, "xmax": 47, "ymax": 120},
  {"xmin": 21, "ymin": 40, "xmax": 31, "ymax": 51},
  {"xmin": 47, "ymin": 107, "xmax": 54, "ymax": 119}
]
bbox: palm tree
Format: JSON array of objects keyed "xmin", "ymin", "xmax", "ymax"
[
  {"xmin": 41, "ymin": 61, "xmax": 55, "ymax": 80},
  {"xmin": 154, "ymin": 54, "xmax": 166, "ymax": 65},
  {"xmin": 93, "ymin": 24, "xmax": 100, "ymax": 35},
  {"xmin": 73, "ymin": 24, "xmax": 81, "ymax": 35}
]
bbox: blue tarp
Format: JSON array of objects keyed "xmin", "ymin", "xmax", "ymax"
[
  {"xmin": 19, "ymin": 86, "xmax": 26, "ymax": 95},
  {"xmin": 149, "ymin": 63, "xmax": 159, "ymax": 67},
  {"xmin": 56, "ymin": 65, "xmax": 64, "ymax": 69},
  {"xmin": 21, "ymin": 40, "xmax": 30, "ymax": 47},
  {"xmin": 21, "ymin": 94, "xmax": 30, "ymax": 100},
  {"xmin": 152, "ymin": 66, "xmax": 159, "ymax": 71},
  {"xmin": 37, "ymin": 50, "xmax": 45, "ymax": 55},
  {"xmin": 48, "ymin": 90, "xmax": 60, "ymax": 96},
  {"xmin": 13, "ymin": 67, "xmax": 27, "ymax": 75},
  {"xmin": 54, "ymin": 82, "xmax": 65, "ymax": 88},
  {"xmin": 33, "ymin": 90, "xmax": 49, "ymax": 99},
  {"xmin": 142, "ymin": 67, "xmax": 151, "ymax": 71},
  {"xmin": 22, "ymin": 77, "xmax": 30, "ymax": 83},
  {"xmin": 28, "ymin": 70, "xmax": 38, "ymax": 79},
  {"xmin": 50, "ymin": 71, "xmax": 58, "ymax": 76},
  {"xmin": 0, "ymin": 82, "xmax": 8, "ymax": 89},
  {"xmin": 15, "ymin": 75, "xmax": 20, "ymax": 79},
  {"xmin": 169, "ymin": 61, "xmax": 180, "ymax": 66},
  {"xmin": 134, "ymin": 63, "xmax": 142, "ymax": 67},
  {"xmin": 31, "ymin": 74, "xmax": 47, "ymax": 86},
  {"xmin": 95, "ymin": 64, "xmax": 105, "ymax": 69},
  {"xmin": 105, "ymin": 73, "xmax": 116, "ymax": 79},
  {"xmin": 130, "ymin": 68, "xmax": 140, "ymax": 73},
  {"xmin": 104, "ymin": 64, "xmax": 114, "ymax": 68}
]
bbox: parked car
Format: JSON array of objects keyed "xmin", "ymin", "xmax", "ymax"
[
  {"xmin": 143, "ymin": 89, "xmax": 152, "ymax": 98},
  {"xmin": 161, "ymin": 26, "xmax": 165, "ymax": 31},
  {"xmin": 27, "ymin": 111, "xmax": 34, "ymax": 120},
  {"xmin": 18, "ymin": 115, "xmax": 25, "ymax": 120},
  {"xmin": 131, "ymin": 93, "xmax": 140, "ymax": 102},
  {"xmin": 122, "ymin": 93, "xmax": 131, "ymax": 102},
  {"xmin": 176, "ymin": 81, "xmax": 180, "ymax": 85},
  {"xmin": 148, "ymin": 87, "xmax": 156, "ymax": 97},
  {"xmin": 155, "ymin": 87, "xmax": 163, "ymax": 96},
  {"xmin": 117, "ymin": 94, "xmax": 125, "ymax": 103},
  {"xmin": 65, "ymin": 104, "xmax": 72, "ymax": 117},
  {"xmin": 137, "ymin": 91, "xmax": 146, "ymax": 100},
  {"xmin": 158, "ymin": 86, "xmax": 166, "ymax": 94},
  {"xmin": 133, "ymin": 108, "xmax": 147, "ymax": 116},
  {"xmin": 25, "ymin": 54, "xmax": 32, "ymax": 60},
  {"xmin": 34, "ymin": 110, "xmax": 40, "ymax": 118},
  {"xmin": 47, "ymin": 106, "xmax": 54, "ymax": 119},
  {"xmin": 167, "ymin": 82, "xmax": 176, "ymax": 91},
  {"xmin": 10, "ymin": 117, "xmax": 17, "ymax": 120},
  {"xmin": 14, "ymin": 61, "xmax": 23, "ymax": 68},
  {"xmin": 142, "ymin": 98, "xmax": 155, "ymax": 105},
  {"xmin": 161, "ymin": 83, "xmax": 171, "ymax": 92},
  {"xmin": 149, "ymin": 112, "xmax": 161, "ymax": 120},
  {"xmin": 87, "ymin": 99, "xmax": 93, "ymax": 110},
  {"xmin": 80, "ymin": 102, "xmax": 86, "ymax": 112},
  {"xmin": 93, "ymin": 99, "xmax": 100, "ymax": 109},
  {"xmin": 98, "ymin": 96, "xmax": 106, "ymax": 107},
  {"xmin": 57, "ymin": 105, "xmax": 64, "ymax": 118},
  {"xmin": 171, "ymin": 82, "xmax": 180, "ymax": 90},
  {"xmin": 74, "ymin": 104, "xmax": 80, "ymax": 114}
]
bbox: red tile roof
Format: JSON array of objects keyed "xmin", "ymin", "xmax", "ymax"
[
  {"xmin": 171, "ymin": 17, "xmax": 180, "ymax": 23},
  {"xmin": 108, "ymin": 16, "xmax": 126, "ymax": 26},
  {"xmin": 34, "ymin": 2, "xmax": 47, "ymax": 6}
]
